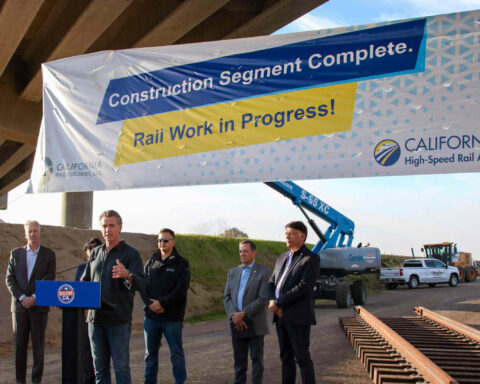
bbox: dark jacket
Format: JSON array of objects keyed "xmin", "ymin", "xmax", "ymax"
[
  {"xmin": 141, "ymin": 248, "xmax": 190, "ymax": 322},
  {"xmin": 224, "ymin": 262, "xmax": 271, "ymax": 336},
  {"xmin": 6, "ymin": 245, "xmax": 56, "ymax": 313},
  {"xmin": 75, "ymin": 263, "xmax": 87, "ymax": 282},
  {"xmin": 81, "ymin": 240, "xmax": 144, "ymax": 325},
  {"xmin": 268, "ymin": 244, "xmax": 320, "ymax": 325}
]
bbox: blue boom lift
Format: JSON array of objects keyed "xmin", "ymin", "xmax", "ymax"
[{"xmin": 265, "ymin": 181, "xmax": 381, "ymax": 308}]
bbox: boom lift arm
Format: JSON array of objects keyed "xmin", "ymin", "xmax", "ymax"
[
  {"xmin": 264, "ymin": 180, "xmax": 381, "ymax": 308},
  {"xmin": 264, "ymin": 181, "xmax": 355, "ymax": 253}
]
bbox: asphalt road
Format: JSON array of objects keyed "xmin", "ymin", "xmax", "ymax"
[{"xmin": 1, "ymin": 280, "xmax": 479, "ymax": 383}]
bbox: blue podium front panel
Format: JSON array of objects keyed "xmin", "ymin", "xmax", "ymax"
[{"xmin": 36, "ymin": 281, "xmax": 101, "ymax": 308}]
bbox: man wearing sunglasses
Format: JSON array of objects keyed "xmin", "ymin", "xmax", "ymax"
[{"xmin": 140, "ymin": 228, "xmax": 191, "ymax": 384}]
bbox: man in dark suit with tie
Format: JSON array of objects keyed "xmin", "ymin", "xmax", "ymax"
[
  {"xmin": 268, "ymin": 221, "xmax": 320, "ymax": 384},
  {"xmin": 6, "ymin": 220, "xmax": 56, "ymax": 384},
  {"xmin": 224, "ymin": 240, "xmax": 271, "ymax": 384}
]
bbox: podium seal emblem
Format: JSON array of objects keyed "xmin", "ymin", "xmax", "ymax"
[{"xmin": 57, "ymin": 284, "xmax": 75, "ymax": 304}]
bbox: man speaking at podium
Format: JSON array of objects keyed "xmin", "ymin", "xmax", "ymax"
[
  {"xmin": 6, "ymin": 220, "xmax": 56, "ymax": 384},
  {"xmin": 82, "ymin": 210, "xmax": 144, "ymax": 384}
]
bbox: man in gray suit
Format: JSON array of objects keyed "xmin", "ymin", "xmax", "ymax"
[
  {"xmin": 6, "ymin": 220, "xmax": 56, "ymax": 384},
  {"xmin": 224, "ymin": 240, "xmax": 271, "ymax": 384}
]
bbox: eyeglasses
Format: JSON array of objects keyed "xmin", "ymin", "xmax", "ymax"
[
  {"xmin": 87, "ymin": 245, "xmax": 95, "ymax": 250},
  {"xmin": 158, "ymin": 238, "xmax": 172, "ymax": 243}
]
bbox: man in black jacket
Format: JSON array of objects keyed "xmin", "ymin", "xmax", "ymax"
[
  {"xmin": 268, "ymin": 221, "xmax": 320, "ymax": 384},
  {"xmin": 82, "ymin": 210, "xmax": 144, "ymax": 384},
  {"xmin": 141, "ymin": 228, "xmax": 190, "ymax": 384}
]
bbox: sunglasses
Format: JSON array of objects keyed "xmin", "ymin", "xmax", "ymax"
[{"xmin": 158, "ymin": 238, "xmax": 172, "ymax": 243}]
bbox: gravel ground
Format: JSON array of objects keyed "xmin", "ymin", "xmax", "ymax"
[{"xmin": 1, "ymin": 280, "xmax": 479, "ymax": 383}]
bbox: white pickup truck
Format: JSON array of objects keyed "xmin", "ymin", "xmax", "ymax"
[{"xmin": 379, "ymin": 258, "xmax": 460, "ymax": 289}]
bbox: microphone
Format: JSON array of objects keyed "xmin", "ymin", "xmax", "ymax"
[
  {"xmin": 56, "ymin": 264, "xmax": 84, "ymax": 275},
  {"xmin": 41, "ymin": 264, "xmax": 84, "ymax": 280}
]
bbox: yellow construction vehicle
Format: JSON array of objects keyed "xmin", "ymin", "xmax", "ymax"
[
  {"xmin": 422, "ymin": 242, "xmax": 477, "ymax": 282},
  {"xmin": 473, "ymin": 260, "xmax": 480, "ymax": 276}
]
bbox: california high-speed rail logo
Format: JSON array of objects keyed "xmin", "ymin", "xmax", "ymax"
[
  {"xmin": 57, "ymin": 284, "xmax": 75, "ymax": 305},
  {"xmin": 374, "ymin": 139, "xmax": 401, "ymax": 166},
  {"xmin": 39, "ymin": 157, "xmax": 53, "ymax": 186}
]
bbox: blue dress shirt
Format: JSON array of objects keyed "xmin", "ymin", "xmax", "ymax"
[
  {"xmin": 26, "ymin": 244, "xmax": 40, "ymax": 281},
  {"xmin": 237, "ymin": 262, "xmax": 254, "ymax": 311}
]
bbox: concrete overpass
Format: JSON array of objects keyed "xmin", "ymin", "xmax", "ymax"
[{"xmin": 0, "ymin": 0, "xmax": 327, "ymax": 226}]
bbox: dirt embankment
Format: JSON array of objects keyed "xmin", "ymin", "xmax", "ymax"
[
  {"xmin": 0, "ymin": 223, "xmax": 220, "ymax": 354},
  {"xmin": 2, "ymin": 224, "xmax": 480, "ymax": 383}
]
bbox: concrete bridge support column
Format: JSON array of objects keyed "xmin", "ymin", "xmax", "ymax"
[
  {"xmin": 0, "ymin": 194, "xmax": 7, "ymax": 210},
  {"xmin": 61, "ymin": 191, "xmax": 93, "ymax": 229}
]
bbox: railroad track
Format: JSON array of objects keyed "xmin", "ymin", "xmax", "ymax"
[{"xmin": 340, "ymin": 306, "xmax": 480, "ymax": 384}]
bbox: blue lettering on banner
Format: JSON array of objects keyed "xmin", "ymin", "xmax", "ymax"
[
  {"xmin": 96, "ymin": 18, "xmax": 426, "ymax": 124},
  {"xmin": 405, "ymin": 135, "xmax": 480, "ymax": 152}
]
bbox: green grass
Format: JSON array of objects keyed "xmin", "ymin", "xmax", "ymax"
[
  {"xmin": 381, "ymin": 254, "xmax": 409, "ymax": 268},
  {"xmin": 173, "ymin": 234, "xmax": 408, "ymax": 316},
  {"xmin": 175, "ymin": 234, "xmax": 286, "ymax": 290},
  {"xmin": 174, "ymin": 235, "xmax": 287, "ymax": 318},
  {"xmin": 184, "ymin": 309, "xmax": 227, "ymax": 324}
]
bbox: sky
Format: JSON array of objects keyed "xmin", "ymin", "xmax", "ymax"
[{"xmin": 1, "ymin": 0, "xmax": 479, "ymax": 259}]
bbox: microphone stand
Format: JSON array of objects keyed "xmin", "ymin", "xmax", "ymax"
[
  {"xmin": 55, "ymin": 263, "xmax": 86, "ymax": 384},
  {"xmin": 56, "ymin": 264, "xmax": 83, "ymax": 275},
  {"xmin": 42, "ymin": 264, "xmax": 83, "ymax": 280}
]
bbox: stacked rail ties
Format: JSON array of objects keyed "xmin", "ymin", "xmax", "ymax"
[{"xmin": 339, "ymin": 306, "xmax": 480, "ymax": 384}]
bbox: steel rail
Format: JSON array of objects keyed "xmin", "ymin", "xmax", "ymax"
[
  {"xmin": 354, "ymin": 306, "xmax": 458, "ymax": 384},
  {"xmin": 414, "ymin": 306, "xmax": 480, "ymax": 344}
]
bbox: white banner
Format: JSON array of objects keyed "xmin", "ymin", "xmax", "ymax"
[{"xmin": 30, "ymin": 10, "xmax": 480, "ymax": 193}]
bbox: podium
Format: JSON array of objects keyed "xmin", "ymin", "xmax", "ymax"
[{"xmin": 36, "ymin": 281, "xmax": 100, "ymax": 384}]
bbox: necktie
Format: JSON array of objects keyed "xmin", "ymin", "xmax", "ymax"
[{"xmin": 275, "ymin": 253, "xmax": 293, "ymax": 299}]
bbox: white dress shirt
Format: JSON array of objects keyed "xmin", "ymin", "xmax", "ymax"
[{"xmin": 275, "ymin": 252, "xmax": 293, "ymax": 299}]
